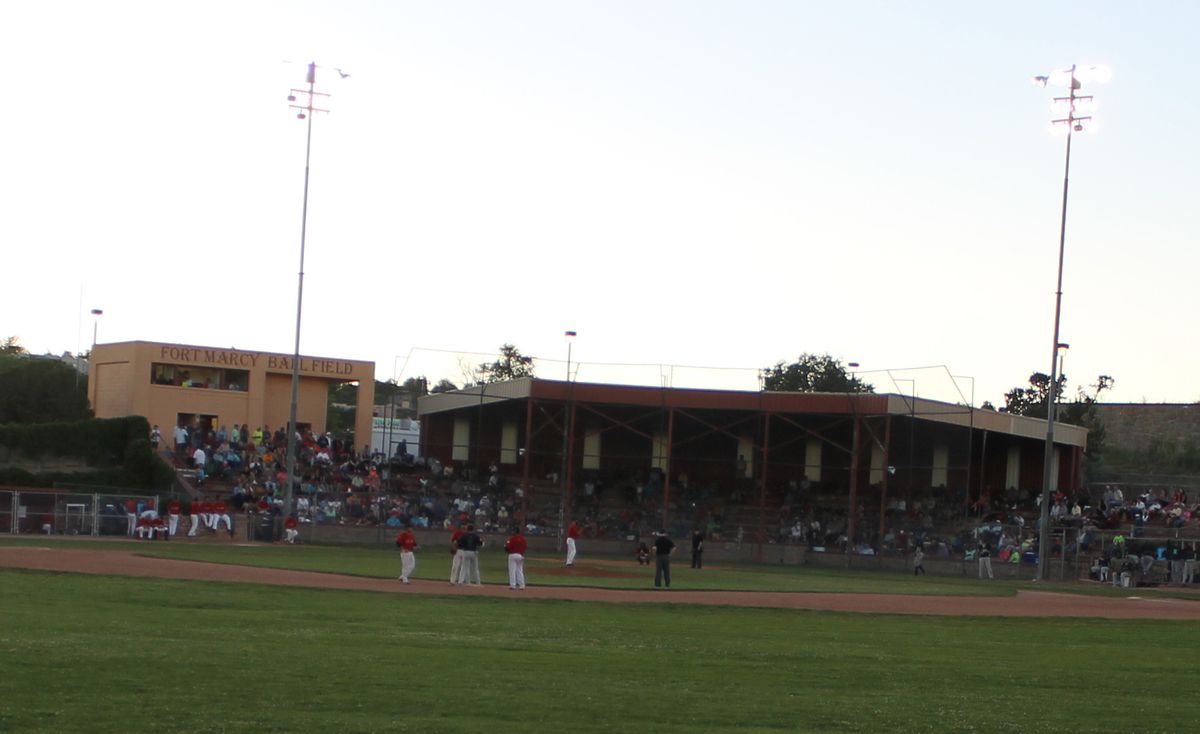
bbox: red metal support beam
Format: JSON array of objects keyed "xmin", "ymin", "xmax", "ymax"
[
  {"xmin": 846, "ymin": 414, "xmax": 861, "ymax": 559},
  {"xmin": 758, "ymin": 412, "xmax": 771, "ymax": 563},
  {"xmin": 877, "ymin": 415, "xmax": 892, "ymax": 549},
  {"xmin": 522, "ymin": 397, "xmax": 534, "ymax": 524},
  {"xmin": 564, "ymin": 402, "xmax": 577, "ymax": 528},
  {"xmin": 662, "ymin": 407, "xmax": 674, "ymax": 532}
]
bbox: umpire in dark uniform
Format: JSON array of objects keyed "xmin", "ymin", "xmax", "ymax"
[{"xmin": 654, "ymin": 531, "xmax": 676, "ymax": 589}]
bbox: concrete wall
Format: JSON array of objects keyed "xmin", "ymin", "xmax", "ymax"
[{"xmin": 1094, "ymin": 403, "xmax": 1200, "ymax": 453}]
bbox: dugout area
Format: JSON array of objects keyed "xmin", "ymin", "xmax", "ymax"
[{"xmin": 418, "ymin": 378, "xmax": 1087, "ymax": 547}]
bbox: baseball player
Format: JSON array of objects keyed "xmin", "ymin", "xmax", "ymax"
[
  {"xmin": 396, "ymin": 528, "xmax": 419, "ymax": 583},
  {"xmin": 284, "ymin": 515, "xmax": 299, "ymax": 544},
  {"xmin": 166, "ymin": 499, "xmax": 182, "ymax": 537},
  {"xmin": 565, "ymin": 520, "xmax": 581, "ymax": 566},
  {"xmin": 448, "ymin": 525, "xmax": 466, "ymax": 585},
  {"xmin": 188, "ymin": 501, "xmax": 205, "ymax": 537},
  {"xmin": 455, "ymin": 524, "xmax": 483, "ymax": 585},
  {"xmin": 125, "ymin": 499, "xmax": 139, "ymax": 537},
  {"xmin": 211, "ymin": 500, "xmax": 232, "ymax": 535},
  {"xmin": 505, "ymin": 526, "xmax": 528, "ymax": 590}
]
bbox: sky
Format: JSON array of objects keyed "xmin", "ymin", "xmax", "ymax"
[{"xmin": 3, "ymin": 0, "xmax": 1198, "ymax": 407}]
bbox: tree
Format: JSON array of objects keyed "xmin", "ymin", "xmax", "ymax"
[
  {"xmin": 1002, "ymin": 372, "xmax": 1067, "ymax": 418},
  {"xmin": 400, "ymin": 376, "xmax": 429, "ymax": 397},
  {"xmin": 0, "ymin": 355, "xmax": 92, "ymax": 423},
  {"xmin": 475, "ymin": 344, "xmax": 536, "ymax": 384},
  {"xmin": 1, "ymin": 336, "xmax": 25, "ymax": 355},
  {"xmin": 761, "ymin": 353, "xmax": 873, "ymax": 393},
  {"xmin": 1059, "ymin": 375, "xmax": 1114, "ymax": 457},
  {"xmin": 430, "ymin": 378, "xmax": 458, "ymax": 394},
  {"xmin": 1000, "ymin": 371, "xmax": 1114, "ymax": 476}
]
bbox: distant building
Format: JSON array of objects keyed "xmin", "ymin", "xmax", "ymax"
[{"xmin": 88, "ymin": 341, "xmax": 375, "ymax": 445}]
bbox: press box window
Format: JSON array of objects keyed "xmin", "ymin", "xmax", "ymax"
[{"xmin": 151, "ymin": 363, "xmax": 250, "ymax": 391}]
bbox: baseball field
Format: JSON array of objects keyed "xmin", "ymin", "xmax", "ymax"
[{"xmin": 1, "ymin": 537, "xmax": 1197, "ymax": 733}]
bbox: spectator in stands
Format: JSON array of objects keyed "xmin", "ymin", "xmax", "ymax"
[{"xmin": 174, "ymin": 424, "xmax": 189, "ymax": 459}]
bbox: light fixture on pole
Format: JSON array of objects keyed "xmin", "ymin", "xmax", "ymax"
[
  {"xmin": 1032, "ymin": 64, "xmax": 1109, "ymax": 581},
  {"xmin": 89, "ymin": 309, "xmax": 103, "ymax": 349},
  {"xmin": 283, "ymin": 62, "xmax": 331, "ymax": 520},
  {"xmin": 564, "ymin": 330, "xmax": 577, "ymax": 382}
]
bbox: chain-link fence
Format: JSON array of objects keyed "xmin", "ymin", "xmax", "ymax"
[{"xmin": 0, "ymin": 489, "xmax": 160, "ymax": 536}]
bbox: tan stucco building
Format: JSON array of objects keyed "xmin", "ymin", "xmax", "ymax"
[{"xmin": 88, "ymin": 341, "xmax": 375, "ymax": 446}]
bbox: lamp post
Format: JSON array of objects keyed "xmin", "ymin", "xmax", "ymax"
[
  {"xmin": 1032, "ymin": 64, "xmax": 1109, "ymax": 581},
  {"xmin": 560, "ymin": 330, "xmax": 577, "ymax": 548},
  {"xmin": 89, "ymin": 309, "xmax": 103, "ymax": 350},
  {"xmin": 283, "ymin": 63, "xmax": 330, "ymax": 519}
]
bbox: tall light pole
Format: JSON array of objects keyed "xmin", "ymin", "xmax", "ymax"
[
  {"xmin": 283, "ymin": 63, "xmax": 330, "ymax": 518},
  {"xmin": 1032, "ymin": 64, "xmax": 1109, "ymax": 580},
  {"xmin": 89, "ymin": 309, "xmax": 103, "ymax": 350}
]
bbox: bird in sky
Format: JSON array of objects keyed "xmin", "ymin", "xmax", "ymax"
[{"xmin": 336, "ymin": 68, "xmax": 351, "ymax": 78}]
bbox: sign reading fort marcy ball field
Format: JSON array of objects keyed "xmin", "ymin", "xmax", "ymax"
[{"xmin": 157, "ymin": 345, "xmax": 362, "ymax": 377}]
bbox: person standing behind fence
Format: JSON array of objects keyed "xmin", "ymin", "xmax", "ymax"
[
  {"xmin": 691, "ymin": 528, "xmax": 705, "ymax": 569},
  {"xmin": 284, "ymin": 515, "xmax": 300, "ymax": 544},
  {"xmin": 396, "ymin": 527, "xmax": 419, "ymax": 583},
  {"xmin": 505, "ymin": 526, "xmax": 528, "ymax": 590},
  {"xmin": 456, "ymin": 524, "xmax": 484, "ymax": 585},
  {"xmin": 978, "ymin": 542, "xmax": 994, "ymax": 579},
  {"xmin": 653, "ymin": 531, "xmax": 676, "ymax": 589},
  {"xmin": 125, "ymin": 499, "xmax": 143, "ymax": 536},
  {"xmin": 449, "ymin": 525, "xmax": 466, "ymax": 585},
  {"xmin": 913, "ymin": 545, "xmax": 926, "ymax": 576}
]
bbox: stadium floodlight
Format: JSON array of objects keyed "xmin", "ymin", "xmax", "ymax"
[
  {"xmin": 1032, "ymin": 64, "xmax": 1109, "ymax": 582},
  {"xmin": 282, "ymin": 63, "xmax": 332, "ymax": 520}
]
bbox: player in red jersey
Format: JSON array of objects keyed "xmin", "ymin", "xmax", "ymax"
[
  {"xmin": 167, "ymin": 500, "xmax": 182, "ymax": 537},
  {"xmin": 395, "ymin": 528, "xmax": 419, "ymax": 583},
  {"xmin": 565, "ymin": 520, "xmax": 582, "ymax": 566},
  {"xmin": 504, "ymin": 526, "xmax": 528, "ymax": 590}
]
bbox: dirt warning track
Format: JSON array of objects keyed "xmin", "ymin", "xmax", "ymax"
[{"xmin": 2, "ymin": 545, "xmax": 1198, "ymax": 620}]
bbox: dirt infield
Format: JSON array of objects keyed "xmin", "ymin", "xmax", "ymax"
[{"xmin": 3, "ymin": 544, "xmax": 1198, "ymax": 620}]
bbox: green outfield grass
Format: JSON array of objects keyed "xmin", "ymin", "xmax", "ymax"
[
  {"xmin": 0, "ymin": 568, "xmax": 1194, "ymax": 734},
  {"xmin": 5, "ymin": 536, "xmax": 1200, "ymax": 601},
  {"xmin": 0, "ymin": 536, "xmax": 1014, "ymax": 596}
]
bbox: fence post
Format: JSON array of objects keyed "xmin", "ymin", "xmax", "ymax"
[{"xmin": 92, "ymin": 493, "xmax": 100, "ymax": 536}]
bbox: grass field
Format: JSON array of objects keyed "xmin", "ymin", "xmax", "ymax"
[
  {"xmin": 6, "ymin": 536, "xmax": 1200, "ymax": 602},
  {"xmin": 1, "ymin": 565, "xmax": 1196, "ymax": 734}
]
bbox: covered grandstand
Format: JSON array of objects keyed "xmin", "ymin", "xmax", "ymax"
[{"xmin": 418, "ymin": 378, "xmax": 1087, "ymax": 550}]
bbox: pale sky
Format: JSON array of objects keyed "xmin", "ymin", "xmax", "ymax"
[{"xmin": 3, "ymin": 1, "xmax": 1197, "ymax": 407}]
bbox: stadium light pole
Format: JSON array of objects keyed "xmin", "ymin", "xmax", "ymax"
[
  {"xmin": 283, "ymin": 63, "xmax": 331, "ymax": 519},
  {"xmin": 1032, "ymin": 64, "xmax": 1109, "ymax": 581},
  {"xmin": 89, "ymin": 309, "xmax": 103, "ymax": 350},
  {"xmin": 560, "ymin": 330, "xmax": 577, "ymax": 549}
]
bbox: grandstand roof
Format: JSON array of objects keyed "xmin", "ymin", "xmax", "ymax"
[{"xmin": 418, "ymin": 378, "xmax": 1087, "ymax": 449}]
